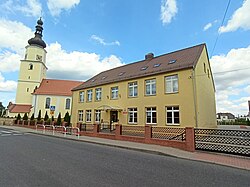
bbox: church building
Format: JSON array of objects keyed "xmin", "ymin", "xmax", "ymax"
[{"xmin": 7, "ymin": 18, "xmax": 82, "ymax": 119}]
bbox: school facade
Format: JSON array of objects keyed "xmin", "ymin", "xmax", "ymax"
[{"xmin": 71, "ymin": 43, "xmax": 217, "ymax": 128}]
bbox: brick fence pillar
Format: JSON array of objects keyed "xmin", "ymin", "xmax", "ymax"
[
  {"xmin": 145, "ymin": 125, "xmax": 152, "ymax": 143},
  {"xmin": 185, "ymin": 127, "xmax": 195, "ymax": 152},
  {"xmin": 28, "ymin": 120, "xmax": 30, "ymax": 126},
  {"xmin": 93, "ymin": 124, "xmax": 99, "ymax": 136},
  {"xmin": 17, "ymin": 120, "xmax": 20, "ymax": 125},
  {"xmin": 115, "ymin": 124, "xmax": 122, "ymax": 139},
  {"xmin": 22, "ymin": 120, "xmax": 24, "ymax": 126}
]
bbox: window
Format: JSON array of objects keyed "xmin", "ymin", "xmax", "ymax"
[
  {"xmin": 45, "ymin": 97, "xmax": 51, "ymax": 109},
  {"xmin": 78, "ymin": 110, "xmax": 83, "ymax": 122},
  {"xmin": 168, "ymin": 60, "xmax": 176, "ymax": 64},
  {"xmin": 153, "ymin": 63, "xmax": 161, "ymax": 68},
  {"xmin": 145, "ymin": 79, "xmax": 156, "ymax": 95},
  {"xmin": 111, "ymin": 86, "xmax": 118, "ymax": 99},
  {"xmin": 95, "ymin": 110, "xmax": 101, "ymax": 123},
  {"xmin": 146, "ymin": 107, "xmax": 157, "ymax": 124},
  {"xmin": 141, "ymin": 66, "xmax": 148, "ymax": 71},
  {"xmin": 166, "ymin": 106, "xmax": 180, "ymax": 125},
  {"xmin": 95, "ymin": 88, "xmax": 102, "ymax": 101},
  {"xmin": 204, "ymin": 63, "xmax": 206, "ymax": 73},
  {"xmin": 87, "ymin": 90, "xmax": 93, "ymax": 102},
  {"xmin": 27, "ymin": 88, "xmax": 29, "ymax": 92},
  {"xmin": 165, "ymin": 75, "xmax": 178, "ymax": 93},
  {"xmin": 28, "ymin": 63, "xmax": 33, "ymax": 70},
  {"xmin": 79, "ymin": 91, "xmax": 84, "ymax": 102},
  {"xmin": 207, "ymin": 69, "xmax": 210, "ymax": 78},
  {"xmin": 65, "ymin": 98, "xmax": 70, "ymax": 109},
  {"xmin": 86, "ymin": 110, "xmax": 92, "ymax": 122},
  {"xmin": 128, "ymin": 82, "xmax": 138, "ymax": 97},
  {"xmin": 128, "ymin": 108, "xmax": 137, "ymax": 124}
]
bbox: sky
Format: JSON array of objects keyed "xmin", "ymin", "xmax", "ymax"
[{"xmin": 0, "ymin": 0, "xmax": 250, "ymax": 116}]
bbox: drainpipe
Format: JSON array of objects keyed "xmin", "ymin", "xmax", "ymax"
[{"xmin": 191, "ymin": 68, "xmax": 198, "ymax": 128}]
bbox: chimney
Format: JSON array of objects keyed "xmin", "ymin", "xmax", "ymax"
[{"xmin": 145, "ymin": 53, "xmax": 154, "ymax": 60}]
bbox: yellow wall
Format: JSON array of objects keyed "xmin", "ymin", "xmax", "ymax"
[
  {"xmin": 16, "ymin": 45, "xmax": 47, "ymax": 104},
  {"xmin": 194, "ymin": 47, "xmax": 217, "ymax": 128},
  {"xmin": 71, "ymin": 69, "xmax": 197, "ymax": 127},
  {"xmin": 32, "ymin": 94, "xmax": 72, "ymax": 119}
]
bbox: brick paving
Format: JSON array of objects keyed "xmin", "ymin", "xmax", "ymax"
[{"xmin": 2, "ymin": 125, "xmax": 250, "ymax": 171}]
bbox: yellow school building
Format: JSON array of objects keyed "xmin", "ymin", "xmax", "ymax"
[{"xmin": 71, "ymin": 43, "xmax": 217, "ymax": 128}]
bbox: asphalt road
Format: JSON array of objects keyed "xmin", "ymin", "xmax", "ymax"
[{"xmin": 0, "ymin": 126, "xmax": 249, "ymax": 187}]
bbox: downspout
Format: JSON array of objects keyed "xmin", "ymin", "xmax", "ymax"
[{"xmin": 192, "ymin": 68, "xmax": 198, "ymax": 128}]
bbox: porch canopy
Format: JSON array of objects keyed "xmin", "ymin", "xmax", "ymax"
[{"xmin": 97, "ymin": 105, "xmax": 123, "ymax": 111}]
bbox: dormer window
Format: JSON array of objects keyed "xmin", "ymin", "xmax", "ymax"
[
  {"xmin": 153, "ymin": 63, "xmax": 161, "ymax": 68},
  {"xmin": 140, "ymin": 66, "xmax": 148, "ymax": 71},
  {"xmin": 168, "ymin": 60, "xmax": 176, "ymax": 64},
  {"xmin": 28, "ymin": 63, "xmax": 33, "ymax": 70},
  {"xmin": 118, "ymin": 72, "xmax": 125, "ymax": 76},
  {"xmin": 101, "ymin": 76, "xmax": 106, "ymax": 80}
]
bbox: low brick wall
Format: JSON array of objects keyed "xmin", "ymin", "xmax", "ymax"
[{"xmin": 0, "ymin": 117, "xmax": 14, "ymax": 126}]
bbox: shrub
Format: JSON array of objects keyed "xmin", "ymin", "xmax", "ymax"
[
  {"xmin": 56, "ymin": 113, "xmax": 62, "ymax": 126},
  {"xmin": 23, "ymin": 113, "xmax": 28, "ymax": 121}
]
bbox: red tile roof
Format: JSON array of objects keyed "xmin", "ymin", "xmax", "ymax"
[
  {"xmin": 33, "ymin": 79, "xmax": 83, "ymax": 96},
  {"xmin": 8, "ymin": 104, "xmax": 32, "ymax": 113},
  {"xmin": 73, "ymin": 43, "xmax": 206, "ymax": 91}
]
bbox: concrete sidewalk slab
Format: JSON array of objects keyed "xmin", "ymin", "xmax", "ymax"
[{"xmin": 2, "ymin": 125, "xmax": 250, "ymax": 171}]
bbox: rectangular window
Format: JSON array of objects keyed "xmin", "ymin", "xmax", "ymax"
[
  {"xmin": 65, "ymin": 98, "xmax": 70, "ymax": 109},
  {"xmin": 166, "ymin": 106, "xmax": 180, "ymax": 125},
  {"xmin": 165, "ymin": 75, "xmax": 178, "ymax": 93},
  {"xmin": 78, "ymin": 110, "xmax": 83, "ymax": 122},
  {"xmin": 95, "ymin": 110, "xmax": 101, "ymax": 123},
  {"xmin": 86, "ymin": 110, "xmax": 92, "ymax": 122},
  {"xmin": 87, "ymin": 90, "xmax": 93, "ymax": 102},
  {"xmin": 146, "ymin": 107, "xmax": 157, "ymax": 124},
  {"xmin": 45, "ymin": 97, "xmax": 50, "ymax": 109},
  {"xmin": 111, "ymin": 86, "xmax": 118, "ymax": 99},
  {"xmin": 128, "ymin": 82, "xmax": 138, "ymax": 97},
  {"xmin": 145, "ymin": 79, "xmax": 156, "ymax": 95},
  {"xmin": 95, "ymin": 88, "xmax": 102, "ymax": 101},
  {"xmin": 128, "ymin": 108, "xmax": 137, "ymax": 124},
  {"xmin": 79, "ymin": 91, "xmax": 84, "ymax": 102}
]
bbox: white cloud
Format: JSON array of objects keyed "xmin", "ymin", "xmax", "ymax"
[
  {"xmin": 211, "ymin": 46, "xmax": 250, "ymax": 115},
  {"xmin": 160, "ymin": 0, "xmax": 178, "ymax": 25},
  {"xmin": 47, "ymin": 0, "xmax": 80, "ymax": 17},
  {"xmin": 0, "ymin": 18, "xmax": 33, "ymax": 54},
  {"xmin": 0, "ymin": 72, "xmax": 17, "ymax": 92},
  {"xmin": 46, "ymin": 42, "xmax": 124, "ymax": 80},
  {"xmin": 0, "ymin": 0, "xmax": 42, "ymax": 17},
  {"xmin": 90, "ymin": 35, "xmax": 120, "ymax": 46},
  {"xmin": 219, "ymin": 0, "xmax": 250, "ymax": 33},
  {"xmin": 203, "ymin": 23, "xmax": 212, "ymax": 31}
]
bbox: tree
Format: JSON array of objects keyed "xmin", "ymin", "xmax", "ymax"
[
  {"xmin": 37, "ymin": 110, "xmax": 41, "ymax": 121},
  {"xmin": 51, "ymin": 115, "xmax": 54, "ymax": 122},
  {"xmin": 17, "ymin": 113, "xmax": 21, "ymax": 121},
  {"xmin": 44, "ymin": 111, "xmax": 49, "ymax": 122},
  {"xmin": 64, "ymin": 111, "xmax": 70, "ymax": 124},
  {"xmin": 23, "ymin": 113, "xmax": 28, "ymax": 120},
  {"xmin": 56, "ymin": 112, "xmax": 62, "ymax": 126},
  {"xmin": 30, "ymin": 113, "xmax": 35, "ymax": 120}
]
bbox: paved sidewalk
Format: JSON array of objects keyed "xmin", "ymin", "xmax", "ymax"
[{"xmin": 3, "ymin": 125, "xmax": 250, "ymax": 171}]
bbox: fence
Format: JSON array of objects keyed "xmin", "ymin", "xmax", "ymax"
[{"xmin": 195, "ymin": 128, "xmax": 250, "ymax": 156}]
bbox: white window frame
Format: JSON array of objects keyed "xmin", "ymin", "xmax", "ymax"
[
  {"xmin": 79, "ymin": 91, "xmax": 84, "ymax": 102},
  {"xmin": 111, "ymin": 86, "xmax": 118, "ymax": 99},
  {"xmin": 128, "ymin": 82, "xmax": 138, "ymax": 97},
  {"xmin": 95, "ymin": 88, "xmax": 102, "ymax": 101},
  {"xmin": 95, "ymin": 110, "xmax": 101, "ymax": 123},
  {"xmin": 165, "ymin": 75, "xmax": 178, "ymax": 93},
  {"xmin": 78, "ymin": 110, "xmax": 83, "ymax": 122},
  {"xmin": 166, "ymin": 106, "xmax": 180, "ymax": 125},
  {"xmin": 87, "ymin": 90, "xmax": 93, "ymax": 102},
  {"xmin": 86, "ymin": 110, "xmax": 92, "ymax": 122},
  {"xmin": 65, "ymin": 98, "xmax": 70, "ymax": 109},
  {"xmin": 128, "ymin": 108, "xmax": 138, "ymax": 124},
  {"xmin": 145, "ymin": 79, "xmax": 156, "ymax": 96},
  {"xmin": 146, "ymin": 107, "xmax": 157, "ymax": 124}
]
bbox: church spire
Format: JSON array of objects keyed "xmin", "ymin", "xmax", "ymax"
[{"xmin": 28, "ymin": 18, "xmax": 46, "ymax": 48}]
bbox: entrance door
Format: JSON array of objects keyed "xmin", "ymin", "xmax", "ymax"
[{"xmin": 110, "ymin": 111, "xmax": 118, "ymax": 125}]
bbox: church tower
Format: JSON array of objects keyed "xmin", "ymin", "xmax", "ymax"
[{"xmin": 15, "ymin": 18, "xmax": 47, "ymax": 104}]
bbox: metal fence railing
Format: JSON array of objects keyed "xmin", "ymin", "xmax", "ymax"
[
  {"xmin": 195, "ymin": 128, "xmax": 250, "ymax": 156},
  {"xmin": 121, "ymin": 125, "xmax": 145, "ymax": 137}
]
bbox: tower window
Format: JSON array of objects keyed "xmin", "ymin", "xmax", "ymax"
[
  {"xmin": 29, "ymin": 64, "xmax": 33, "ymax": 70},
  {"xmin": 27, "ymin": 88, "xmax": 29, "ymax": 92},
  {"xmin": 65, "ymin": 98, "xmax": 70, "ymax": 109}
]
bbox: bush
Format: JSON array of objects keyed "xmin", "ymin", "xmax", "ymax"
[
  {"xmin": 37, "ymin": 110, "xmax": 42, "ymax": 121},
  {"xmin": 44, "ymin": 111, "xmax": 49, "ymax": 122},
  {"xmin": 17, "ymin": 113, "xmax": 21, "ymax": 121},
  {"xmin": 30, "ymin": 113, "xmax": 35, "ymax": 120},
  {"xmin": 23, "ymin": 113, "xmax": 28, "ymax": 121},
  {"xmin": 64, "ymin": 112, "xmax": 70, "ymax": 124},
  {"xmin": 56, "ymin": 113, "xmax": 62, "ymax": 126}
]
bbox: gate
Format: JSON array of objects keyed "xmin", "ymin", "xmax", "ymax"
[{"xmin": 195, "ymin": 128, "xmax": 250, "ymax": 156}]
